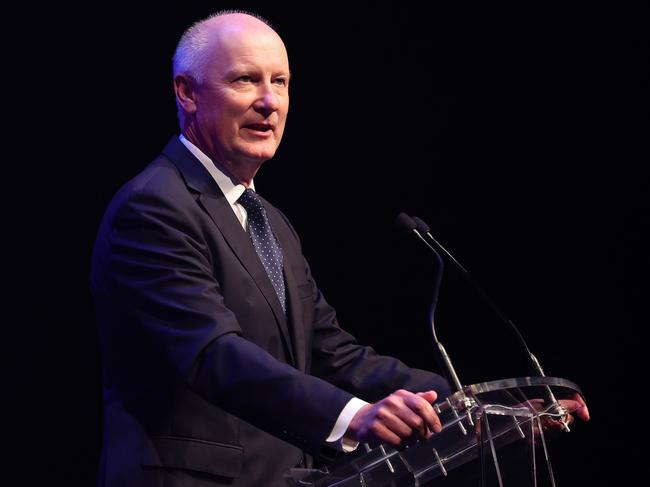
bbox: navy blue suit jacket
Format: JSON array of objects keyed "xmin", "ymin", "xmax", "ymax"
[{"xmin": 91, "ymin": 137, "xmax": 450, "ymax": 486}]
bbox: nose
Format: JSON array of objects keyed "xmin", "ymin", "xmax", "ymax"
[{"xmin": 253, "ymin": 82, "xmax": 280, "ymax": 117}]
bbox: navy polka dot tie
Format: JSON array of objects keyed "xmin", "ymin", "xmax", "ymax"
[{"xmin": 238, "ymin": 188, "xmax": 286, "ymax": 311}]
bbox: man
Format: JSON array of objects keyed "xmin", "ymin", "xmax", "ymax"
[{"xmin": 91, "ymin": 11, "xmax": 586, "ymax": 487}]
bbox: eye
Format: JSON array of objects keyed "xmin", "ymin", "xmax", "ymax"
[
  {"xmin": 273, "ymin": 77, "xmax": 288, "ymax": 87},
  {"xmin": 234, "ymin": 75, "xmax": 253, "ymax": 83}
]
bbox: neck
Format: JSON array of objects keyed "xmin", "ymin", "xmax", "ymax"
[{"xmin": 182, "ymin": 128, "xmax": 260, "ymax": 187}]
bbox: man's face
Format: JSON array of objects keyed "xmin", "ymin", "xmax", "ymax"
[{"xmin": 192, "ymin": 26, "xmax": 290, "ymax": 170}]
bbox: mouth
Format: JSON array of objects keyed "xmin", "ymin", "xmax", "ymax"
[{"xmin": 243, "ymin": 123, "xmax": 274, "ymax": 134}]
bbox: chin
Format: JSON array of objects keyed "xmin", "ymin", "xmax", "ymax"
[{"xmin": 240, "ymin": 146, "xmax": 278, "ymax": 163}]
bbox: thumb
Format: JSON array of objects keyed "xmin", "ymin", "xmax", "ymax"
[
  {"xmin": 416, "ymin": 390, "xmax": 438, "ymax": 403},
  {"xmin": 572, "ymin": 393, "xmax": 590, "ymax": 421}
]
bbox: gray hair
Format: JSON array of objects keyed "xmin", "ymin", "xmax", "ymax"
[{"xmin": 172, "ymin": 10, "xmax": 273, "ymax": 84}]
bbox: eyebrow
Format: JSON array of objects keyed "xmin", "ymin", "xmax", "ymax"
[{"xmin": 222, "ymin": 67, "xmax": 292, "ymax": 81}]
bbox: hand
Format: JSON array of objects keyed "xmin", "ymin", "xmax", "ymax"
[
  {"xmin": 345, "ymin": 389, "xmax": 442, "ymax": 447},
  {"xmin": 562, "ymin": 393, "xmax": 590, "ymax": 422},
  {"xmin": 529, "ymin": 393, "xmax": 589, "ymax": 437},
  {"xmin": 543, "ymin": 393, "xmax": 590, "ymax": 432}
]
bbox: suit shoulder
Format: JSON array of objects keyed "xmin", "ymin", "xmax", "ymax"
[
  {"xmin": 119, "ymin": 155, "xmax": 187, "ymax": 199},
  {"xmin": 98, "ymin": 154, "xmax": 200, "ymax": 231}
]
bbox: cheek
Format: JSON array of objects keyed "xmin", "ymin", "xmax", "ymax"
[
  {"xmin": 277, "ymin": 101, "xmax": 289, "ymax": 128},
  {"xmin": 281, "ymin": 97, "xmax": 290, "ymax": 117},
  {"xmin": 223, "ymin": 103, "xmax": 250, "ymax": 132},
  {"xmin": 202, "ymin": 93, "xmax": 241, "ymax": 129},
  {"xmin": 212, "ymin": 111, "xmax": 239, "ymax": 142}
]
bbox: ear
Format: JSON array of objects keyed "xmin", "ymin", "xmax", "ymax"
[{"xmin": 174, "ymin": 74, "xmax": 198, "ymax": 115}]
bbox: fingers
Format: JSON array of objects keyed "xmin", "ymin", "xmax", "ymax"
[
  {"xmin": 374, "ymin": 402, "xmax": 416, "ymax": 438},
  {"xmin": 374, "ymin": 393, "xmax": 425, "ymax": 440},
  {"xmin": 561, "ymin": 394, "xmax": 590, "ymax": 421},
  {"xmin": 348, "ymin": 403, "xmax": 407, "ymax": 445},
  {"xmin": 365, "ymin": 414, "xmax": 403, "ymax": 445},
  {"xmin": 526, "ymin": 394, "xmax": 589, "ymax": 423},
  {"xmin": 416, "ymin": 390, "xmax": 438, "ymax": 403},
  {"xmin": 346, "ymin": 389, "xmax": 444, "ymax": 447},
  {"xmin": 536, "ymin": 394, "xmax": 589, "ymax": 437},
  {"xmin": 401, "ymin": 390, "xmax": 442, "ymax": 434}
]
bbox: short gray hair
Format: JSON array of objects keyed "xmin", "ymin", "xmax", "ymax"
[{"xmin": 172, "ymin": 10, "xmax": 273, "ymax": 84}]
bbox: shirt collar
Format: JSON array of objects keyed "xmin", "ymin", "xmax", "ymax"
[{"xmin": 178, "ymin": 134, "xmax": 255, "ymax": 206}]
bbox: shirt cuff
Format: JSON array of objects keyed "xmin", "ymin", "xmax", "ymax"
[{"xmin": 326, "ymin": 397, "xmax": 369, "ymax": 451}]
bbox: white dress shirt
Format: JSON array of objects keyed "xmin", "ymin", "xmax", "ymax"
[{"xmin": 178, "ymin": 135, "xmax": 367, "ymax": 450}]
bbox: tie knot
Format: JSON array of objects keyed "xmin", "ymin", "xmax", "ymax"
[{"xmin": 238, "ymin": 188, "xmax": 264, "ymax": 215}]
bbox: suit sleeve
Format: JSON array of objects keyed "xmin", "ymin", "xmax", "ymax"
[
  {"xmin": 307, "ymin": 267, "xmax": 451, "ymax": 403},
  {"xmin": 273, "ymin": 212, "xmax": 452, "ymax": 404},
  {"xmin": 92, "ymin": 186, "xmax": 352, "ymax": 453}
]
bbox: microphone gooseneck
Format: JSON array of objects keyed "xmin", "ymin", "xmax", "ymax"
[
  {"xmin": 409, "ymin": 214, "xmax": 571, "ymax": 431},
  {"xmin": 395, "ymin": 213, "xmax": 463, "ymax": 396}
]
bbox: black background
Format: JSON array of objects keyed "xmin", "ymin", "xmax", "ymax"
[{"xmin": 7, "ymin": 1, "xmax": 647, "ymax": 485}]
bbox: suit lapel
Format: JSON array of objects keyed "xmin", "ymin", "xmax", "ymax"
[{"xmin": 161, "ymin": 137, "xmax": 296, "ymax": 366}]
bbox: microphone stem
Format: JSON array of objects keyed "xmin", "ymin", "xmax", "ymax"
[
  {"xmin": 436, "ymin": 341, "xmax": 463, "ymax": 394},
  {"xmin": 424, "ymin": 231, "xmax": 535, "ymax": 364},
  {"xmin": 414, "ymin": 228, "xmax": 466, "ymax": 396},
  {"xmin": 530, "ymin": 353, "xmax": 571, "ymax": 432}
]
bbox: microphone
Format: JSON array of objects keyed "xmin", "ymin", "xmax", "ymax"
[
  {"xmin": 409, "ymin": 215, "xmax": 571, "ymax": 431},
  {"xmin": 396, "ymin": 213, "xmax": 474, "ymax": 428},
  {"xmin": 395, "ymin": 214, "xmax": 469, "ymax": 418}
]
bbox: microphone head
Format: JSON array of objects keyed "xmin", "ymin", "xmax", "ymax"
[
  {"xmin": 412, "ymin": 216, "xmax": 431, "ymax": 234},
  {"xmin": 395, "ymin": 212, "xmax": 417, "ymax": 233}
]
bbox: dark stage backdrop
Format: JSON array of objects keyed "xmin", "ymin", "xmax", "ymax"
[{"xmin": 7, "ymin": 1, "xmax": 647, "ymax": 485}]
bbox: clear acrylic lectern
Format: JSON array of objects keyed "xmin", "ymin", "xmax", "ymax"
[{"xmin": 286, "ymin": 376, "xmax": 582, "ymax": 487}]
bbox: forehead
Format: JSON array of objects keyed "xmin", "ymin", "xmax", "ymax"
[{"xmin": 208, "ymin": 26, "xmax": 290, "ymax": 74}]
